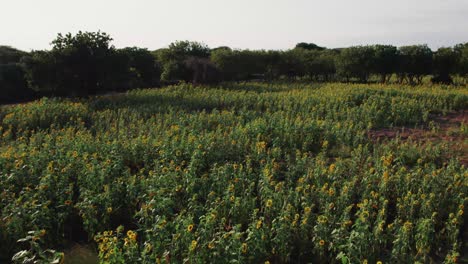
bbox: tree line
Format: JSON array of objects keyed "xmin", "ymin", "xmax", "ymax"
[{"xmin": 1, "ymin": 31, "xmax": 468, "ymax": 103}]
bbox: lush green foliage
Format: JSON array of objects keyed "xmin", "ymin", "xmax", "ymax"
[
  {"xmin": 432, "ymin": 47, "xmax": 458, "ymax": 84},
  {"xmin": 22, "ymin": 31, "xmax": 129, "ymax": 95},
  {"xmin": 3, "ymin": 32, "xmax": 468, "ymax": 102},
  {"xmin": 397, "ymin": 45, "xmax": 434, "ymax": 85},
  {"xmin": 455, "ymin": 43, "xmax": 468, "ymax": 81},
  {"xmin": 15, "ymin": 32, "xmax": 159, "ymax": 100},
  {"xmin": 0, "ymin": 46, "xmax": 34, "ymax": 103},
  {"xmin": 0, "ymin": 46, "xmax": 27, "ymax": 65},
  {"xmin": 0, "ymin": 63, "xmax": 34, "ymax": 103},
  {"xmin": 370, "ymin": 45, "xmax": 399, "ymax": 83},
  {"xmin": 0, "ymin": 83, "xmax": 467, "ymax": 263},
  {"xmin": 119, "ymin": 47, "xmax": 161, "ymax": 88},
  {"xmin": 336, "ymin": 46, "xmax": 376, "ymax": 82},
  {"xmin": 155, "ymin": 41, "xmax": 212, "ymax": 83},
  {"xmin": 295, "ymin": 43, "xmax": 326, "ymax": 51}
]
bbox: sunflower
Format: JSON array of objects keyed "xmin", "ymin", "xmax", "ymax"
[
  {"xmin": 383, "ymin": 171, "xmax": 389, "ymax": 182},
  {"xmin": 187, "ymin": 224, "xmax": 194, "ymax": 232},
  {"xmin": 241, "ymin": 243, "xmax": 248, "ymax": 253},
  {"xmin": 256, "ymin": 220, "xmax": 262, "ymax": 229},
  {"xmin": 319, "ymin": 240, "xmax": 325, "ymax": 246},
  {"xmin": 127, "ymin": 230, "xmax": 137, "ymax": 241},
  {"xmin": 190, "ymin": 240, "xmax": 198, "ymax": 251},
  {"xmin": 145, "ymin": 243, "xmax": 153, "ymax": 252},
  {"xmin": 208, "ymin": 242, "xmax": 215, "ymax": 249},
  {"xmin": 403, "ymin": 221, "xmax": 412, "ymax": 232}
]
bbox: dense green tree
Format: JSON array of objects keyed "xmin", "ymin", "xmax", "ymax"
[
  {"xmin": 21, "ymin": 50, "xmax": 58, "ymax": 93},
  {"xmin": 315, "ymin": 49, "xmax": 338, "ymax": 81},
  {"xmin": 7, "ymin": 31, "xmax": 466, "ymax": 96},
  {"xmin": 0, "ymin": 63, "xmax": 35, "ymax": 102},
  {"xmin": 159, "ymin": 61, "xmax": 189, "ymax": 82},
  {"xmin": 336, "ymin": 46, "xmax": 375, "ymax": 82},
  {"xmin": 120, "ymin": 47, "xmax": 160, "ymax": 88},
  {"xmin": 263, "ymin": 50, "xmax": 282, "ymax": 80},
  {"xmin": 168, "ymin": 41, "xmax": 211, "ymax": 59},
  {"xmin": 185, "ymin": 57, "xmax": 220, "ymax": 84},
  {"xmin": 295, "ymin": 42, "xmax": 326, "ymax": 51},
  {"xmin": 210, "ymin": 49, "xmax": 246, "ymax": 81},
  {"xmin": 278, "ymin": 49, "xmax": 307, "ymax": 79},
  {"xmin": 454, "ymin": 43, "xmax": 468, "ymax": 83},
  {"xmin": 300, "ymin": 49, "xmax": 337, "ymax": 81},
  {"xmin": 397, "ymin": 45, "xmax": 433, "ymax": 85},
  {"xmin": 212, "ymin": 48, "xmax": 338, "ymax": 82},
  {"xmin": 157, "ymin": 41, "xmax": 211, "ymax": 82},
  {"xmin": 372, "ymin": 45, "xmax": 398, "ymax": 83},
  {"xmin": 210, "ymin": 48, "xmax": 238, "ymax": 81},
  {"xmin": 22, "ymin": 31, "xmax": 126, "ymax": 95},
  {"xmin": 0, "ymin": 46, "xmax": 28, "ymax": 64},
  {"xmin": 211, "ymin": 46, "xmax": 232, "ymax": 52},
  {"xmin": 432, "ymin": 47, "xmax": 457, "ymax": 84},
  {"xmin": 156, "ymin": 41, "xmax": 210, "ymax": 65},
  {"xmin": 0, "ymin": 46, "xmax": 33, "ymax": 102},
  {"xmin": 211, "ymin": 49, "xmax": 267, "ymax": 82}
]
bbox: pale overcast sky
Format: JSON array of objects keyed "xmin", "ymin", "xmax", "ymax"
[{"xmin": 1, "ymin": 0, "xmax": 467, "ymax": 51}]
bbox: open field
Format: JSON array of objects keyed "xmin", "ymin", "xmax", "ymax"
[{"xmin": 0, "ymin": 83, "xmax": 467, "ymax": 263}]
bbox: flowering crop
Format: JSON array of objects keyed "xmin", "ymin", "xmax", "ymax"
[{"xmin": 0, "ymin": 82, "xmax": 467, "ymax": 263}]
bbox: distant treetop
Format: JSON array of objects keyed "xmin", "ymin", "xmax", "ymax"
[
  {"xmin": 295, "ymin": 42, "xmax": 326, "ymax": 51},
  {"xmin": 0, "ymin": 46, "xmax": 28, "ymax": 64}
]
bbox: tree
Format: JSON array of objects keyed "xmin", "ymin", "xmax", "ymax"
[
  {"xmin": 263, "ymin": 50, "xmax": 282, "ymax": 81},
  {"xmin": 336, "ymin": 46, "xmax": 375, "ymax": 82},
  {"xmin": 295, "ymin": 42, "xmax": 326, "ymax": 51},
  {"xmin": 120, "ymin": 47, "xmax": 161, "ymax": 88},
  {"xmin": 185, "ymin": 57, "xmax": 220, "ymax": 84},
  {"xmin": 211, "ymin": 49, "xmax": 267, "ymax": 82},
  {"xmin": 21, "ymin": 50, "xmax": 58, "ymax": 93},
  {"xmin": 0, "ymin": 46, "xmax": 33, "ymax": 102},
  {"xmin": 211, "ymin": 48, "xmax": 241, "ymax": 81},
  {"xmin": 278, "ymin": 49, "xmax": 307, "ymax": 79},
  {"xmin": 397, "ymin": 45, "xmax": 433, "ymax": 85},
  {"xmin": 432, "ymin": 47, "xmax": 457, "ymax": 84},
  {"xmin": 167, "ymin": 41, "xmax": 211, "ymax": 59},
  {"xmin": 157, "ymin": 41, "xmax": 211, "ymax": 82},
  {"xmin": 211, "ymin": 46, "xmax": 232, "ymax": 52},
  {"xmin": 0, "ymin": 46, "xmax": 28, "ymax": 64},
  {"xmin": 301, "ymin": 49, "xmax": 337, "ymax": 82},
  {"xmin": 22, "ymin": 31, "xmax": 124, "ymax": 96},
  {"xmin": 0, "ymin": 63, "xmax": 35, "ymax": 103},
  {"xmin": 371, "ymin": 45, "xmax": 398, "ymax": 83},
  {"xmin": 159, "ymin": 60, "xmax": 191, "ymax": 82},
  {"xmin": 454, "ymin": 43, "xmax": 468, "ymax": 83}
]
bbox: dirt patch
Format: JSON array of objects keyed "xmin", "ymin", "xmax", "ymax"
[{"xmin": 368, "ymin": 111, "xmax": 467, "ymax": 166}]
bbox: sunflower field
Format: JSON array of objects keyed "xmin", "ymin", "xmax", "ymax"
[{"xmin": 0, "ymin": 82, "xmax": 467, "ymax": 263}]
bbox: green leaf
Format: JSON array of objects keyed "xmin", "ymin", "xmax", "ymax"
[{"xmin": 11, "ymin": 250, "xmax": 29, "ymax": 261}]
